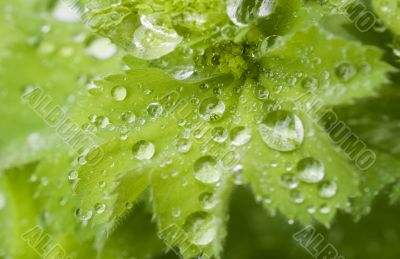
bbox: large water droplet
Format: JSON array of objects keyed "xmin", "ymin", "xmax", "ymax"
[
  {"xmin": 131, "ymin": 15, "xmax": 182, "ymax": 60},
  {"xmin": 227, "ymin": 0, "xmax": 276, "ymax": 27},
  {"xmin": 259, "ymin": 110, "xmax": 304, "ymax": 152},
  {"xmin": 297, "ymin": 157, "xmax": 325, "ymax": 183},
  {"xmin": 183, "ymin": 211, "xmax": 216, "ymax": 246},
  {"xmin": 132, "ymin": 140, "xmax": 155, "ymax": 160},
  {"xmin": 230, "ymin": 126, "xmax": 252, "ymax": 146},
  {"xmin": 199, "ymin": 97, "xmax": 225, "ymax": 121},
  {"xmin": 194, "ymin": 156, "xmax": 221, "ymax": 184}
]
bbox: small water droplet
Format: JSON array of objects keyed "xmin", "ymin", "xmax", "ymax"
[
  {"xmin": 147, "ymin": 102, "xmax": 163, "ymax": 118},
  {"xmin": 230, "ymin": 126, "xmax": 251, "ymax": 146},
  {"xmin": 199, "ymin": 97, "xmax": 225, "ymax": 121},
  {"xmin": 259, "ymin": 110, "xmax": 304, "ymax": 152},
  {"xmin": 319, "ymin": 204, "xmax": 331, "ymax": 214},
  {"xmin": 176, "ymin": 138, "xmax": 192, "ymax": 153},
  {"xmin": 94, "ymin": 203, "xmax": 106, "ymax": 214},
  {"xmin": 211, "ymin": 127, "xmax": 228, "ymax": 143},
  {"xmin": 297, "ymin": 157, "xmax": 325, "ymax": 183},
  {"xmin": 183, "ymin": 211, "xmax": 216, "ymax": 245},
  {"xmin": 68, "ymin": 170, "xmax": 78, "ymax": 181},
  {"xmin": 111, "ymin": 86, "xmax": 127, "ymax": 101},
  {"xmin": 319, "ymin": 180, "xmax": 337, "ymax": 198},
  {"xmin": 132, "ymin": 140, "xmax": 155, "ymax": 160},
  {"xmin": 75, "ymin": 208, "xmax": 93, "ymax": 221},
  {"xmin": 280, "ymin": 173, "xmax": 299, "ymax": 189},
  {"xmin": 335, "ymin": 61, "xmax": 356, "ymax": 81},
  {"xmin": 199, "ymin": 192, "xmax": 218, "ymax": 210},
  {"xmin": 194, "ymin": 156, "xmax": 221, "ymax": 184},
  {"xmin": 290, "ymin": 189, "xmax": 304, "ymax": 204}
]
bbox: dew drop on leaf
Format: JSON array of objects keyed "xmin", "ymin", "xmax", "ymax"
[
  {"xmin": 290, "ymin": 189, "xmax": 304, "ymax": 204},
  {"xmin": 147, "ymin": 102, "xmax": 163, "ymax": 118},
  {"xmin": 280, "ymin": 173, "xmax": 299, "ymax": 189},
  {"xmin": 230, "ymin": 126, "xmax": 252, "ymax": 146},
  {"xmin": 132, "ymin": 140, "xmax": 155, "ymax": 160},
  {"xmin": 258, "ymin": 110, "xmax": 304, "ymax": 152},
  {"xmin": 111, "ymin": 86, "xmax": 127, "ymax": 101},
  {"xmin": 194, "ymin": 156, "xmax": 221, "ymax": 184},
  {"xmin": 94, "ymin": 203, "xmax": 106, "ymax": 214},
  {"xmin": 199, "ymin": 192, "xmax": 218, "ymax": 210},
  {"xmin": 211, "ymin": 127, "xmax": 228, "ymax": 143},
  {"xmin": 227, "ymin": 0, "xmax": 276, "ymax": 27},
  {"xmin": 75, "ymin": 208, "xmax": 93, "ymax": 221},
  {"xmin": 335, "ymin": 61, "xmax": 356, "ymax": 81},
  {"xmin": 297, "ymin": 157, "xmax": 325, "ymax": 183},
  {"xmin": 319, "ymin": 180, "xmax": 338, "ymax": 198},
  {"xmin": 0, "ymin": 192, "xmax": 6, "ymax": 210},
  {"xmin": 199, "ymin": 97, "xmax": 226, "ymax": 121},
  {"xmin": 86, "ymin": 38, "xmax": 117, "ymax": 60},
  {"xmin": 132, "ymin": 15, "xmax": 182, "ymax": 60},
  {"xmin": 176, "ymin": 138, "xmax": 192, "ymax": 153},
  {"xmin": 183, "ymin": 211, "xmax": 216, "ymax": 246},
  {"xmin": 319, "ymin": 204, "xmax": 331, "ymax": 214},
  {"xmin": 253, "ymin": 84, "xmax": 269, "ymax": 100},
  {"xmin": 68, "ymin": 170, "xmax": 78, "ymax": 181}
]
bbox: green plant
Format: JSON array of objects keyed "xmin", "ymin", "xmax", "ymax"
[{"xmin": 1, "ymin": 0, "xmax": 400, "ymax": 258}]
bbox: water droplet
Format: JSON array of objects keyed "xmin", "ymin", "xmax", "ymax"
[
  {"xmin": 176, "ymin": 138, "xmax": 191, "ymax": 153},
  {"xmin": 75, "ymin": 208, "xmax": 93, "ymax": 221},
  {"xmin": 290, "ymin": 189, "xmax": 304, "ymax": 204},
  {"xmin": 230, "ymin": 126, "xmax": 252, "ymax": 146},
  {"xmin": 253, "ymin": 84, "xmax": 269, "ymax": 100},
  {"xmin": 183, "ymin": 211, "xmax": 216, "ymax": 245},
  {"xmin": 280, "ymin": 173, "xmax": 299, "ymax": 189},
  {"xmin": 227, "ymin": 0, "xmax": 276, "ymax": 27},
  {"xmin": 111, "ymin": 86, "xmax": 127, "ymax": 101},
  {"xmin": 393, "ymin": 35, "xmax": 400, "ymax": 57},
  {"xmin": 132, "ymin": 15, "xmax": 182, "ymax": 60},
  {"xmin": 86, "ymin": 38, "xmax": 117, "ymax": 60},
  {"xmin": 68, "ymin": 170, "xmax": 78, "ymax": 181},
  {"xmin": 335, "ymin": 61, "xmax": 356, "ymax": 81},
  {"xmin": 259, "ymin": 110, "xmax": 304, "ymax": 152},
  {"xmin": 194, "ymin": 156, "xmax": 221, "ymax": 184},
  {"xmin": 297, "ymin": 157, "xmax": 325, "ymax": 183},
  {"xmin": 147, "ymin": 102, "xmax": 163, "ymax": 118},
  {"xmin": 301, "ymin": 76, "xmax": 318, "ymax": 89},
  {"xmin": 132, "ymin": 140, "xmax": 155, "ymax": 160},
  {"xmin": 52, "ymin": 1, "xmax": 80, "ymax": 22},
  {"xmin": 121, "ymin": 111, "xmax": 136, "ymax": 123},
  {"xmin": 211, "ymin": 127, "xmax": 228, "ymax": 143},
  {"xmin": 307, "ymin": 206, "xmax": 317, "ymax": 214},
  {"xmin": 319, "ymin": 204, "xmax": 331, "ymax": 214},
  {"xmin": 94, "ymin": 203, "xmax": 106, "ymax": 214},
  {"xmin": 0, "ymin": 192, "xmax": 6, "ymax": 210},
  {"xmin": 172, "ymin": 209, "xmax": 181, "ymax": 218},
  {"xmin": 319, "ymin": 180, "xmax": 337, "ymax": 199},
  {"xmin": 199, "ymin": 192, "xmax": 218, "ymax": 210},
  {"xmin": 199, "ymin": 97, "xmax": 225, "ymax": 121}
]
